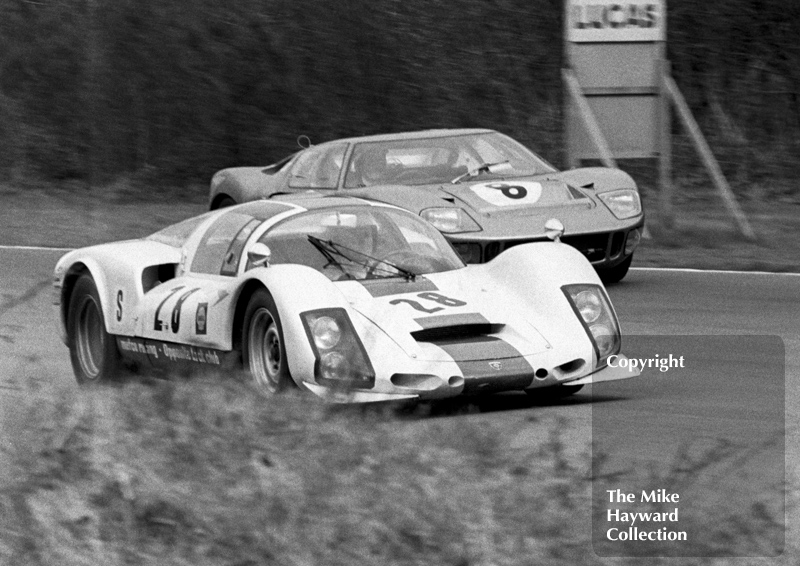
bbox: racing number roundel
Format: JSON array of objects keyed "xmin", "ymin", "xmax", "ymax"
[{"xmin": 471, "ymin": 181, "xmax": 543, "ymax": 207}]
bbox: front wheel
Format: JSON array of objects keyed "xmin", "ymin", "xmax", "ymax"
[
  {"xmin": 598, "ymin": 254, "xmax": 632, "ymax": 285},
  {"xmin": 67, "ymin": 274, "xmax": 120, "ymax": 384},
  {"xmin": 242, "ymin": 289, "xmax": 291, "ymax": 394}
]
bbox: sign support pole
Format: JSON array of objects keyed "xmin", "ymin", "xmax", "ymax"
[
  {"xmin": 662, "ymin": 74, "xmax": 756, "ymax": 240},
  {"xmin": 658, "ymin": 59, "xmax": 674, "ymax": 228}
]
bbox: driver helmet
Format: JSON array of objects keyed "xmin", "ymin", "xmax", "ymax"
[{"xmin": 353, "ymin": 147, "xmax": 388, "ymax": 186}]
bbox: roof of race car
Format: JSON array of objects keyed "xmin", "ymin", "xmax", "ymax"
[
  {"xmin": 310, "ymin": 128, "xmax": 496, "ymax": 146},
  {"xmin": 150, "ymin": 196, "xmax": 389, "ymax": 249},
  {"xmin": 221, "ymin": 195, "xmax": 403, "ymax": 224},
  {"xmin": 255, "ymin": 194, "xmax": 393, "ymax": 212}
]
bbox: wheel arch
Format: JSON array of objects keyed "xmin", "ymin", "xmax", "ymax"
[
  {"xmin": 233, "ymin": 265, "xmax": 353, "ymax": 386},
  {"xmin": 60, "ymin": 261, "xmax": 111, "ymax": 344},
  {"xmin": 210, "ymin": 166, "xmax": 276, "ymax": 210},
  {"xmin": 479, "ymin": 241, "xmax": 609, "ymax": 338},
  {"xmin": 232, "ymin": 279, "xmax": 268, "ymax": 353},
  {"xmin": 487, "ymin": 241, "xmax": 602, "ymax": 287},
  {"xmin": 210, "ymin": 193, "xmax": 232, "ymax": 210}
]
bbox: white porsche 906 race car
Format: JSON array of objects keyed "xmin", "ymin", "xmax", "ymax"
[{"xmin": 54, "ymin": 195, "xmax": 639, "ymax": 402}]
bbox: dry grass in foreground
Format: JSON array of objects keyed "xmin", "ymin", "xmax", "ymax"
[
  {"xmin": 1, "ymin": 375, "xmax": 594, "ymax": 566},
  {"xmin": 0, "ymin": 373, "xmax": 792, "ymax": 566}
]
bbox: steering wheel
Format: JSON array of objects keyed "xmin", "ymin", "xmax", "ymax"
[{"xmin": 366, "ymin": 250, "xmax": 436, "ymax": 278}]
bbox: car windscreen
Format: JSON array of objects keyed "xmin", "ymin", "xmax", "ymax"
[
  {"xmin": 253, "ymin": 206, "xmax": 465, "ymax": 281},
  {"xmin": 343, "ymin": 132, "xmax": 557, "ymax": 188}
]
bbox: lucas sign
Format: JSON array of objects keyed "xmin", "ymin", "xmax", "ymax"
[{"xmin": 567, "ymin": 0, "xmax": 665, "ymax": 42}]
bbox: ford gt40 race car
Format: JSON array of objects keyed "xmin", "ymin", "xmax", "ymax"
[
  {"xmin": 54, "ymin": 196, "xmax": 640, "ymax": 402},
  {"xmin": 209, "ymin": 128, "xmax": 644, "ymax": 283}
]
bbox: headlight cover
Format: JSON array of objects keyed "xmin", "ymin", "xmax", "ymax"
[
  {"xmin": 574, "ymin": 290, "xmax": 602, "ymax": 323},
  {"xmin": 420, "ymin": 208, "xmax": 481, "ymax": 233},
  {"xmin": 562, "ymin": 284, "xmax": 621, "ymax": 366},
  {"xmin": 301, "ymin": 308, "xmax": 375, "ymax": 388},
  {"xmin": 310, "ymin": 315, "xmax": 342, "ymax": 350},
  {"xmin": 598, "ymin": 189, "xmax": 642, "ymax": 220}
]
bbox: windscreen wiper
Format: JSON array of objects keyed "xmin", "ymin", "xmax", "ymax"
[
  {"xmin": 450, "ymin": 160, "xmax": 511, "ymax": 184},
  {"xmin": 307, "ymin": 235, "xmax": 354, "ymax": 279},
  {"xmin": 307, "ymin": 235, "xmax": 417, "ymax": 281}
]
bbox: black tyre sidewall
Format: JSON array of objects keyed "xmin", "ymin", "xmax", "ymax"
[
  {"xmin": 216, "ymin": 197, "xmax": 236, "ymax": 209},
  {"xmin": 599, "ymin": 254, "xmax": 632, "ymax": 285},
  {"xmin": 242, "ymin": 288, "xmax": 290, "ymax": 392},
  {"xmin": 67, "ymin": 274, "xmax": 120, "ymax": 384}
]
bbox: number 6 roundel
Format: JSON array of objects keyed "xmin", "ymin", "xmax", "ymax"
[{"xmin": 470, "ymin": 181, "xmax": 543, "ymax": 207}]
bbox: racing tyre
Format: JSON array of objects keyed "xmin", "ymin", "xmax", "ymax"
[
  {"xmin": 599, "ymin": 254, "xmax": 632, "ymax": 285},
  {"xmin": 67, "ymin": 274, "xmax": 120, "ymax": 384},
  {"xmin": 214, "ymin": 196, "xmax": 236, "ymax": 209},
  {"xmin": 242, "ymin": 288, "xmax": 291, "ymax": 393},
  {"xmin": 525, "ymin": 384, "xmax": 584, "ymax": 401}
]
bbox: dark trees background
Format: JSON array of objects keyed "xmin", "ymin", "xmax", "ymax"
[{"xmin": 0, "ymin": 0, "xmax": 797, "ymax": 191}]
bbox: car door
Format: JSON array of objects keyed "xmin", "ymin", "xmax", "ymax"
[{"xmin": 135, "ymin": 211, "xmax": 261, "ymax": 352}]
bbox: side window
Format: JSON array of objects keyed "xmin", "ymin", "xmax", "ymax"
[
  {"xmin": 220, "ymin": 219, "xmax": 260, "ymax": 276},
  {"xmin": 191, "ymin": 212, "xmax": 255, "ymax": 275},
  {"xmin": 288, "ymin": 145, "xmax": 346, "ymax": 189}
]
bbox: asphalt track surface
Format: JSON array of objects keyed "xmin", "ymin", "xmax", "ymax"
[{"xmin": 1, "ymin": 247, "xmax": 797, "ymax": 559}]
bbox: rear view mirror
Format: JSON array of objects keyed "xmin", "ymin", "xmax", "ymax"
[
  {"xmin": 544, "ymin": 218, "xmax": 565, "ymax": 242},
  {"xmin": 488, "ymin": 161, "xmax": 514, "ymax": 174},
  {"xmin": 247, "ymin": 243, "xmax": 272, "ymax": 269}
]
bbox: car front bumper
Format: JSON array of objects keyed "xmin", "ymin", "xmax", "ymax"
[
  {"xmin": 300, "ymin": 353, "xmax": 641, "ymax": 403},
  {"xmin": 448, "ymin": 220, "xmax": 644, "ymax": 268}
]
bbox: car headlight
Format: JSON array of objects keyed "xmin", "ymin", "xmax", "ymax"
[
  {"xmin": 562, "ymin": 284, "xmax": 621, "ymax": 366},
  {"xmin": 301, "ymin": 308, "xmax": 375, "ymax": 388},
  {"xmin": 574, "ymin": 290, "xmax": 602, "ymax": 323},
  {"xmin": 625, "ymin": 228, "xmax": 642, "ymax": 255},
  {"xmin": 319, "ymin": 351, "xmax": 349, "ymax": 380},
  {"xmin": 310, "ymin": 316, "xmax": 342, "ymax": 350},
  {"xmin": 420, "ymin": 208, "xmax": 481, "ymax": 233},
  {"xmin": 598, "ymin": 189, "xmax": 642, "ymax": 220}
]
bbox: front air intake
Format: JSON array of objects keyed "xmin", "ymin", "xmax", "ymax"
[
  {"xmin": 411, "ymin": 323, "xmax": 503, "ymax": 343},
  {"xmin": 557, "ymin": 359, "xmax": 586, "ymax": 375}
]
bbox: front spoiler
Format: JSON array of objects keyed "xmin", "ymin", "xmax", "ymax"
[
  {"xmin": 303, "ymin": 382, "xmax": 420, "ymax": 403},
  {"xmin": 302, "ymin": 353, "xmax": 640, "ymax": 403}
]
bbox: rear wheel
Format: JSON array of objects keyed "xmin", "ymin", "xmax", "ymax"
[
  {"xmin": 67, "ymin": 274, "xmax": 120, "ymax": 384},
  {"xmin": 242, "ymin": 289, "xmax": 291, "ymax": 394},
  {"xmin": 599, "ymin": 254, "xmax": 632, "ymax": 285},
  {"xmin": 214, "ymin": 196, "xmax": 236, "ymax": 209}
]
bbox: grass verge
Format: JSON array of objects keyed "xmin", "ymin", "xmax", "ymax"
[{"xmin": 0, "ymin": 373, "xmax": 791, "ymax": 565}]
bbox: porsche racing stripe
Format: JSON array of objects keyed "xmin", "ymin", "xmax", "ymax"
[{"xmin": 427, "ymin": 334, "xmax": 535, "ymax": 394}]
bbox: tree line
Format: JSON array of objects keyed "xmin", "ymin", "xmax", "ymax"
[{"xmin": 1, "ymin": 0, "xmax": 797, "ymax": 192}]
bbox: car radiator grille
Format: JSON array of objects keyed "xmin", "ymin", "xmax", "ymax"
[
  {"xmin": 561, "ymin": 233, "xmax": 613, "ymax": 263},
  {"xmin": 481, "ymin": 231, "xmax": 625, "ymax": 264}
]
